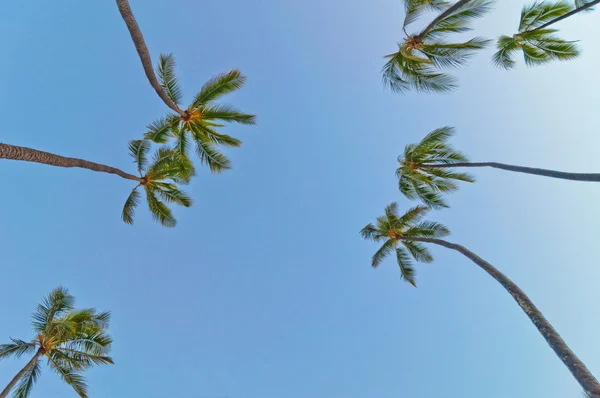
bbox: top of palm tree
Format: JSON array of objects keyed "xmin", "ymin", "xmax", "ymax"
[
  {"xmin": 383, "ymin": 0, "xmax": 492, "ymax": 93},
  {"xmin": 397, "ymin": 126, "xmax": 474, "ymax": 208},
  {"xmin": 122, "ymin": 140, "xmax": 195, "ymax": 227},
  {"xmin": 492, "ymin": 0, "xmax": 594, "ymax": 69},
  {"xmin": 144, "ymin": 54, "xmax": 256, "ymax": 173},
  {"xmin": 0, "ymin": 287, "xmax": 113, "ymax": 398},
  {"xmin": 360, "ymin": 203, "xmax": 450, "ymax": 286}
]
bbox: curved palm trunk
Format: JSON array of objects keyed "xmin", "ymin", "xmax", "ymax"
[
  {"xmin": 0, "ymin": 349, "xmax": 42, "ymax": 398},
  {"xmin": 530, "ymin": 0, "xmax": 600, "ymax": 33},
  {"xmin": 115, "ymin": 0, "xmax": 187, "ymax": 117},
  {"xmin": 0, "ymin": 143, "xmax": 142, "ymax": 182},
  {"xmin": 401, "ymin": 236, "xmax": 600, "ymax": 397},
  {"xmin": 417, "ymin": 0, "xmax": 474, "ymax": 40},
  {"xmin": 420, "ymin": 162, "xmax": 600, "ymax": 181}
]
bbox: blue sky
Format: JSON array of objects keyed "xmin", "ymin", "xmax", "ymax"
[{"xmin": 0, "ymin": 1, "xmax": 599, "ymax": 397}]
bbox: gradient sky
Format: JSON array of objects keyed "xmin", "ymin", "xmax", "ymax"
[{"xmin": 0, "ymin": 1, "xmax": 599, "ymax": 397}]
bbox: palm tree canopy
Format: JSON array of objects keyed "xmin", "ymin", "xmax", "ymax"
[
  {"xmin": 383, "ymin": 0, "xmax": 492, "ymax": 93},
  {"xmin": 396, "ymin": 126, "xmax": 474, "ymax": 208},
  {"xmin": 144, "ymin": 54, "xmax": 256, "ymax": 173},
  {"xmin": 121, "ymin": 140, "xmax": 195, "ymax": 228},
  {"xmin": 493, "ymin": 1, "xmax": 583, "ymax": 69},
  {"xmin": 360, "ymin": 203, "xmax": 450, "ymax": 286},
  {"xmin": 0, "ymin": 287, "xmax": 113, "ymax": 398}
]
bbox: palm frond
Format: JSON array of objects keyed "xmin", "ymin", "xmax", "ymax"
[
  {"xmin": 121, "ymin": 188, "xmax": 140, "ymax": 225},
  {"xmin": 157, "ymin": 53, "xmax": 183, "ymax": 105},
  {"xmin": 32, "ymin": 288, "xmax": 74, "ymax": 333},
  {"xmin": 372, "ymin": 239, "xmax": 396, "ymax": 268},
  {"xmin": 410, "ymin": 220, "xmax": 451, "ymax": 238},
  {"xmin": 402, "ymin": 240, "xmax": 434, "ymax": 263},
  {"xmin": 398, "ymin": 205, "xmax": 430, "ymax": 225},
  {"xmin": 191, "ymin": 122, "xmax": 242, "ymax": 147},
  {"xmin": 47, "ymin": 356, "xmax": 88, "ymax": 398},
  {"xmin": 419, "ymin": 37, "xmax": 491, "ymax": 68},
  {"xmin": 404, "ymin": 0, "xmax": 450, "ymax": 27},
  {"xmin": 383, "ymin": 50, "xmax": 457, "ymax": 93},
  {"xmin": 153, "ymin": 183, "xmax": 193, "ymax": 207},
  {"xmin": 492, "ymin": 35, "xmax": 520, "ymax": 69},
  {"xmin": 190, "ymin": 128, "xmax": 232, "ymax": 173},
  {"xmin": 174, "ymin": 129, "xmax": 189, "ymax": 156},
  {"xmin": 127, "ymin": 140, "xmax": 150, "ymax": 174},
  {"xmin": 144, "ymin": 116, "xmax": 178, "ymax": 143},
  {"xmin": 423, "ymin": 0, "xmax": 493, "ymax": 39},
  {"xmin": 193, "ymin": 70, "xmax": 247, "ymax": 108},
  {"xmin": 360, "ymin": 224, "xmax": 382, "ymax": 241},
  {"xmin": 13, "ymin": 360, "xmax": 41, "ymax": 398},
  {"xmin": 519, "ymin": 1, "xmax": 573, "ymax": 31},
  {"xmin": 396, "ymin": 248, "xmax": 417, "ymax": 286},
  {"xmin": 202, "ymin": 104, "xmax": 256, "ymax": 125},
  {"xmin": 145, "ymin": 187, "xmax": 177, "ymax": 228},
  {"xmin": 0, "ymin": 339, "xmax": 36, "ymax": 359}
]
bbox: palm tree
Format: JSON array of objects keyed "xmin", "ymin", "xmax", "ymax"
[
  {"xmin": 382, "ymin": 0, "xmax": 492, "ymax": 93},
  {"xmin": 115, "ymin": 0, "xmax": 187, "ymax": 117},
  {"xmin": 144, "ymin": 54, "xmax": 256, "ymax": 173},
  {"xmin": 0, "ymin": 141, "xmax": 194, "ymax": 227},
  {"xmin": 361, "ymin": 203, "xmax": 600, "ymax": 396},
  {"xmin": 122, "ymin": 140, "xmax": 194, "ymax": 227},
  {"xmin": 493, "ymin": 0, "xmax": 599, "ymax": 69},
  {"xmin": 0, "ymin": 287, "xmax": 113, "ymax": 398},
  {"xmin": 397, "ymin": 126, "xmax": 600, "ymax": 208}
]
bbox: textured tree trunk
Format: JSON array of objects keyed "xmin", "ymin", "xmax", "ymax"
[
  {"xmin": 0, "ymin": 143, "xmax": 142, "ymax": 182},
  {"xmin": 0, "ymin": 349, "xmax": 42, "ymax": 398},
  {"xmin": 115, "ymin": 0, "xmax": 187, "ymax": 117},
  {"xmin": 530, "ymin": 0, "xmax": 600, "ymax": 33},
  {"xmin": 420, "ymin": 162, "xmax": 600, "ymax": 181},
  {"xmin": 401, "ymin": 236, "xmax": 600, "ymax": 396},
  {"xmin": 416, "ymin": 0, "xmax": 473, "ymax": 40}
]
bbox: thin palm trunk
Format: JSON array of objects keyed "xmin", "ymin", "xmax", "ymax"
[
  {"xmin": 419, "ymin": 162, "xmax": 600, "ymax": 181},
  {"xmin": 0, "ymin": 349, "xmax": 42, "ymax": 398},
  {"xmin": 0, "ymin": 143, "xmax": 142, "ymax": 182},
  {"xmin": 529, "ymin": 0, "xmax": 600, "ymax": 33},
  {"xmin": 416, "ymin": 0, "xmax": 473, "ymax": 40},
  {"xmin": 115, "ymin": 0, "xmax": 187, "ymax": 118},
  {"xmin": 400, "ymin": 236, "xmax": 600, "ymax": 397}
]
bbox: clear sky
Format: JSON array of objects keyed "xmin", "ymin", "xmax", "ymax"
[{"xmin": 0, "ymin": 1, "xmax": 599, "ymax": 397}]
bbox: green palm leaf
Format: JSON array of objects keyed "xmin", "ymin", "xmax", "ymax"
[
  {"xmin": 121, "ymin": 188, "xmax": 140, "ymax": 225},
  {"xmin": 144, "ymin": 116, "xmax": 178, "ymax": 143},
  {"xmin": 145, "ymin": 186, "xmax": 176, "ymax": 228},
  {"xmin": 13, "ymin": 361, "xmax": 41, "ymax": 398},
  {"xmin": 47, "ymin": 355, "xmax": 88, "ymax": 398},
  {"xmin": 396, "ymin": 248, "xmax": 417, "ymax": 286},
  {"xmin": 190, "ymin": 126, "xmax": 232, "ymax": 173},
  {"xmin": 193, "ymin": 69, "xmax": 247, "ymax": 107},
  {"xmin": 192, "ymin": 122, "xmax": 242, "ymax": 147},
  {"xmin": 157, "ymin": 53, "xmax": 183, "ymax": 105},
  {"xmin": 153, "ymin": 183, "xmax": 193, "ymax": 207},
  {"xmin": 0, "ymin": 339, "xmax": 36, "ymax": 359},
  {"xmin": 127, "ymin": 140, "xmax": 150, "ymax": 174},
  {"xmin": 32, "ymin": 288, "xmax": 75, "ymax": 333},
  {"xmin": 371, "ymin": 239, "xmax": 396, "ymax": 268},
  {"xmin": 201, "ymin": 104, "xmax": 256, "ymax": 125}
]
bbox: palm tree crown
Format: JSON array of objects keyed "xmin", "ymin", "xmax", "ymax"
[
  {"xmin": 122, "ymin": 140, "xmax": 195, "ymax": 227},
  {"xmin": 360, "ymin": 203, "xmax": 450, "ymax": 286},
  {"xmin": 493, "ymin": 0, "xmax": 597, "ymax": 69},
  {"xmin": 383, "ymin": 0, "xmax": 492, "ymax": 93},
  {"xmin": 0, "ymin": 287, "xmax": 113, "ymax": 398},
  {"xmin": 397, "ymin": 127, "xmax": 474, "ymax": 208},
  {"xmin": 144, "ymin": 54, "xmax": 256, "ymax": 173}
]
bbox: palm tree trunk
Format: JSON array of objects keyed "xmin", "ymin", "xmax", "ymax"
[
  {"xmin": 0, "ymin": 349, "xmax": 42, "ymax": 398},
  {"xmin": 0, "ymin": 143, "xmax": 142, "ymax": 182},
  {"xmin": 419, "ymin": 162, "xmax": 600, "ymax": 181},
  {"xmin": 400, "ymin": 236, "xmax": 600, "ymax": 397},
  {"xmin": 417, "ymin": 0, "xmax": 473, "ymax": 40},
  {"xmin": 115, "ymin": 0, "xmax": 187, "ymax": 118},
  {"xmin": 529, "ymin": 0, "xmax": 600, "ymax": 33}
]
